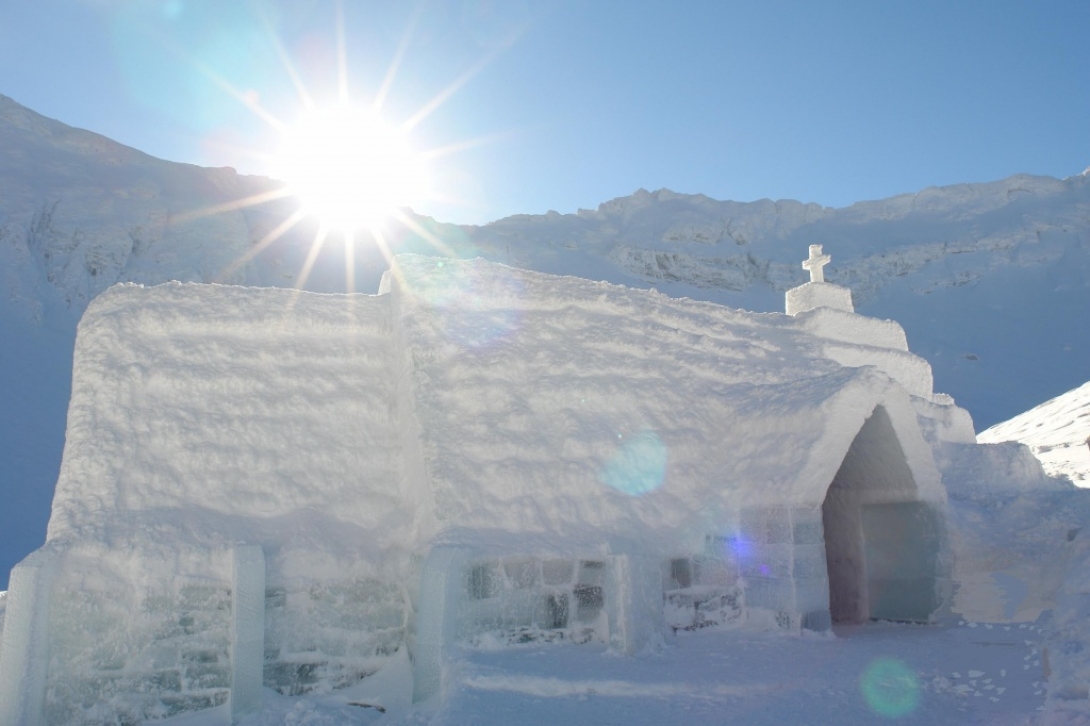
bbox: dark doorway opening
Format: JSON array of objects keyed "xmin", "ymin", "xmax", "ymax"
[{"xmin": 821, "ymin": 406, "xmax": 942, "ymax": 624}]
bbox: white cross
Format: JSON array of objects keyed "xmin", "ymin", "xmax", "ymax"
[{"xmin": 802, "ymin": 244, "xmax": 831, "ymax": 283}]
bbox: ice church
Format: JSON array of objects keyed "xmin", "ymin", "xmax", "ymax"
[{"xmin": 1, "ymin": 247, "xmax": 981, "ymax": 724}]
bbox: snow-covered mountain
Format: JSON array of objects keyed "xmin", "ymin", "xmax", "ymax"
[
  {"xmin": 1, "ymin": 92, "xmax": 1089, "ymax": 587},
  {"xmin": 979, "ymin": 379, "xmax": 1090, "ymax": 484}
]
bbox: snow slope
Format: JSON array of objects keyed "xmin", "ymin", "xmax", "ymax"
[
  {"xmin": 2, "ymin": 92, "xmax": 1089, "ymax": 589},
  {"xmin": 979, "ymin": 380, "xmax": 1090, "ymax": 485}
]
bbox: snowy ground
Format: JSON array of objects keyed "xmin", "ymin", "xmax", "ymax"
[{"xmin": 150, "ymin": 620, "xmax": 1055, "ymax": 726}]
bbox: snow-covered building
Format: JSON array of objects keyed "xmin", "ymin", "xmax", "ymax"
[{"xmin": 0, "ymin": 249, "xmax": 977, "ymax": 724}]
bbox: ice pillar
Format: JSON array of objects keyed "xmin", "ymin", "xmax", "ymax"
[
  {"xmin": 413, "ymin": 546, "xmax": 469, "ymax": 703},
  {"xmin": 605, "ymin": 554, "xmax": 665, "ymax": 655},
  {"xmin": 0, "ymin": 549, "xmax": 57, "ymax": 726},
  {"xmin": 230, "ymin": 545, "xmax": 265, "ymax": 722},
  {"xmin": 738, "ymin": 506, "xmax": 832, "ymax": 632}
]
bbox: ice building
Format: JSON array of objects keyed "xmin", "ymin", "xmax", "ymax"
[{"xmin": 1, "ymin": 248, "xmax": 978, "ymax": 724}]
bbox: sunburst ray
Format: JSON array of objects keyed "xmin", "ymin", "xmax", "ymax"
[
  {"xmin": 254, "ymin": 2, "xmax": 315, "ymax": 110},
  {"xmin": 391, "ymin": 210, "xmax": 458, "ymax": 258},
  {"xmin": 335, "ymin": 0, "xmax": 349, "ymax": 104},
  {"xmin": 344, "ymin": 230, "xmax": 356, "ymax": 294},
  {"xmin": 294, "ymin": 225, "xmax": 331, "ymax": 293},
  {"xmin": 402, "ymin": 46, "xmax": 507, "ymax": 132},
  {"xmin": 421, "ymin": 130, "xmax": 518, "ymax": 160},
  {"xmin": 373, "ymin": 1, "xmax": 425, "ymax": 114},
  {"xmin": 371, "ymin": 228, "xmax": 410, "ymax": 295},
  {"xmin": 170, "ymin": 188, "xmax": 293, "ymax": 226},
  {"xmin": 216, "ymin": 208, "xmax": 308, "ymax": 283}
]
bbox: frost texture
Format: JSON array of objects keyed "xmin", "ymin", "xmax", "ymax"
[
  {"xmin": 263, "ymin": 578, "xmax": 407, "ymax": 696},
  {"xmin": 45, "ymin": 581, "xmax": 232, "ymax": 725},
  {"xmin": 460, "ymin": 558, "xmax": 608, "ymax": 646}
]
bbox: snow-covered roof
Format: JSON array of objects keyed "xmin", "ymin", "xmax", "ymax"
[{"xmin": 46, "ymin": 254, "xmax": 947, "ymax": 557}]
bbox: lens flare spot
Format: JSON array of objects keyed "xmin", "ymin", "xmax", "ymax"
[
  {"xmin": 860, "ymin": 657, "xmax": 919, "ymax": 718},
  {"xmin": 726, "ymin": 535, "xmax": 752, "ymax": 560},
  {"xmin": 461, "ymin": 0, "xmax": 530, "ymax": 49},
  {"xmin": 409, "ymin": 260, "xmax": 523, "ymax": 349},
  {"xmin": 599, "ymin": 430, "xmax": 668, "ymax": 496},
  {"xmin": 162, "ymin": 0, "xmax": 183, "ymax": 19}
]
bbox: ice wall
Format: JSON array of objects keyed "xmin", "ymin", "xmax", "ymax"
[
  {"xmin": 940, "ymin": 442, "xmax": 1086, "ymax": 623},
  {"xmin": 41, "ymin": 543, "xmax": 234, "ymax": 724},
  {"xmin": 0, "ymin": 549, "xmax": 55, "ymax": 726}
]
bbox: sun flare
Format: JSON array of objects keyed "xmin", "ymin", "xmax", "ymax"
[
  {"xmin": 274, "ymin": 104, "xmax": 429, "ymax": 232},
  {"xmin": 189, "ymin": 1, "xmax": 512, "ymax": 293}
]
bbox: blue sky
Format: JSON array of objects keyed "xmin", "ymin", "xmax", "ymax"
[{"xmin": 0, "ymin": 0, "xmax": 1087, "ymax": 225}]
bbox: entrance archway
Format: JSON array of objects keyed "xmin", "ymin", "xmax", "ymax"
[{"xmin": 821, "ymin": 406, "xmax": 942, "ymax": 624}]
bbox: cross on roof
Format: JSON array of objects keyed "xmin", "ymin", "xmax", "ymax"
[{"xmin": 802, "ymin": 244, "xmax": 831, "ymax": 283}]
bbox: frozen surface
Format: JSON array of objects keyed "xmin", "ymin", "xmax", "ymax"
[{"xmin": 979, "ymin": 379, "xmax": 1090, "ymax": 486}]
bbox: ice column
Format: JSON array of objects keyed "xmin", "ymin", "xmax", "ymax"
[
  {"xmin": 0, "ymin": 549, "xmax": 57, "ymax": 726},
  {"xmin": 605, "ymin": 554, "xmax": 665, "ymax": 655},
  {"xmin": 230, "ymin": 545, "xmax": 265, "ymax": 721},
  {"xmin": 737, "ymin": 507, "xmax": 832, "ymax": 632},
  {"xmin": 413, "ymin": 546, "xmax": 470, "ymax": 702}
]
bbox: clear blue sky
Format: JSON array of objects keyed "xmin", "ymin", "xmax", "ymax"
[{"xmin": 1, "ymin": 0, "xmax": 1087, "ymax": 225}]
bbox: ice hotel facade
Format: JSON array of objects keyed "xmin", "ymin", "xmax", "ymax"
[{"xmin": 1, "ymin": 248, "xmax": 977, "ymax": 724}]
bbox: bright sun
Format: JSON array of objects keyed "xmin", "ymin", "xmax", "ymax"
[{"xmin": 274, "ymin": 105, "xmax": 429, "ymax": 232}]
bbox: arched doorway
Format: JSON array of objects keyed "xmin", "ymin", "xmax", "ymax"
[{"xmin": 821, "ymin": 406, "xmax": 943, "ymax": 624}]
